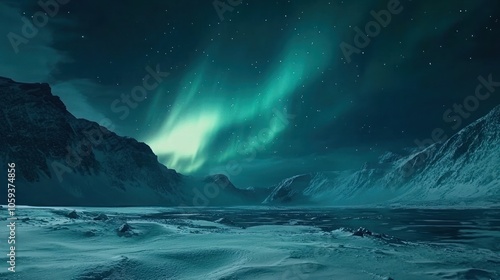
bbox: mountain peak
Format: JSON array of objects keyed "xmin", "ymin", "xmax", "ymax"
[
  {"xmin": 0, "ymin": 76, "xmax": 14, "ymax": 83},
  {"xmin": 0, "ymin": 77, "xmax": 184, "ymax": 206}
]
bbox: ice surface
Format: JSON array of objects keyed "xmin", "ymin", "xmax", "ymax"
[{"xmin": 1, "ymin": 207, "xmax": 499, "ymax": 279}]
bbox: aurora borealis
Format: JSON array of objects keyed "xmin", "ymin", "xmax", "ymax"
[
  {"xmin": 1, "ymin": 0, "xmax": 500, "ymax": 186},
  {"xmin": 145, "ymin": 7, "xmax": 336, "ymax": 174}
]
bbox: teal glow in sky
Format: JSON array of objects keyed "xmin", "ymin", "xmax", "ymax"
[
  {"xmin": 4, "ymin": 0, "xmax": 498, "ymax": 186},
  {"xmin": 144, "ymin": 15, "xmax": 336, "ymax": 173}
]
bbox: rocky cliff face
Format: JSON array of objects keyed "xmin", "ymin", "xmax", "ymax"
[{"xmin": 0, "ymin": 77, "xmax": 185, "ymax": 206}]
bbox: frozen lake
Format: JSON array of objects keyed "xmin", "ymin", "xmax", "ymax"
[{"xmin": 1, "ymin": 207, "xmax": 499, "ymax": 279}]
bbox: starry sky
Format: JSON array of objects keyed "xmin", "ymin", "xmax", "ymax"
[{"xmin": 1, "ymin": 0, "xmax": 500, "ymax": 187}]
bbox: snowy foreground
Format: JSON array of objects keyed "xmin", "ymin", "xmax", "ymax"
[{"xmin": 1, "ymin": 207, "xmax": 499, "ymax": 280}]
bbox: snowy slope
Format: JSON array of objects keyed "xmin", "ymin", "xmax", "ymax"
[
  {"xmin": 392, "ymin": 106, "xmax": 500, "ymax": 204},
  {"xmin": 264, "ymin": 105, "xmax": 500, "ymax": 206}
]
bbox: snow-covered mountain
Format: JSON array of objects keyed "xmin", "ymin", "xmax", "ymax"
[
  {"xmin": 392, "ymin": 105, "xmax": 500, "ymax": 205},
  {"xmin": 264, "ymin": 105, "xmax": 500, "ymax": 206},
  {"xmin": 2, "ymin": 76, "xmax": 498, "ymax": 207}
]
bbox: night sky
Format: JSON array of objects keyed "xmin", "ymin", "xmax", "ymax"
[{"xmin": 1, "ymin": 0, "xmax": 499, "ymax": 187}]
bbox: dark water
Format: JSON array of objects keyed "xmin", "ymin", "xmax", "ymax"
[{"xmin": 141, "ymin": 207, "xmax": 500, "ymax": 251}]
